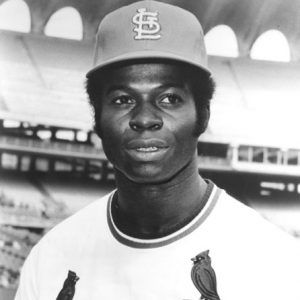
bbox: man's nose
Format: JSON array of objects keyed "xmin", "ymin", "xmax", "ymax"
[{"xmin": 129, "ymin": 102, "xmax": 163, "ymax": 131}]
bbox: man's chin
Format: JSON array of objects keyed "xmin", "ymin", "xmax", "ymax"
[{"xmin": 118, "ymin": 165, "xmax": 172, "ymax": 185}]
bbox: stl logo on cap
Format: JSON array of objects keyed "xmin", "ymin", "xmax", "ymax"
[{"xmin": 132, "ymin": 8, "xmax": 161, "ymax": 40}]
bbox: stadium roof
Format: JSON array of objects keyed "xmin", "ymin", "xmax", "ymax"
[
  {"xmin": 0, "ymin": 0, "xmax": 299, "ymax": 61},
  {"xmin": 1, "ymin": 30, "xmax": 300, "ymax": 148}
]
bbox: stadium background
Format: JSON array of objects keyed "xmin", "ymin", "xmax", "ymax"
[{"xmin": 0, "ymin": 0, "xmax": 300, "ymax": 299}]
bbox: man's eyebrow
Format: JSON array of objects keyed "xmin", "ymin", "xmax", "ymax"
[
  {"xmin": 157, "ymin": 83, "xmax": 186, "ymax": 89},
  {"xmin": 151, "ymin": 83, "xmax": 189, "ymax": 93},
  {"xmin": 106, "ymin": 85, "xmax": 131, "ymax": 95},
  {"xmin": 106, "ymin": 83, "xmax": 186, "ymax": 95}
]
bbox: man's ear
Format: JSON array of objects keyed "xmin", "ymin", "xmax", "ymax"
[
  {"xmin": 202, "ymin": 105, "xmax": 210, "ymax": 133},
  {"xmin": 94, "ymin": 116, "xmax": 103, "ymax": 139},
  {"xmin": 197, "ymin": 105, "xmax": 210, "ymax": 135}
]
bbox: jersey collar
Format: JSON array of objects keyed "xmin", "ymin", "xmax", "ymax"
[{"xmin": 107, "ymin": 180, "xmax": 221, "ymax": 248}]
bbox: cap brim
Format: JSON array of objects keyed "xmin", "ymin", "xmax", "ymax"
[{"xmin": 86, "ymin": 50, "xmax": 211, "ymax": 78}]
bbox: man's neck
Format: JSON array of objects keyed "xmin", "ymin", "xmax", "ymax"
[{"xmin": 112, "ymin": 157, "xmax": 208, "ymax": 239}]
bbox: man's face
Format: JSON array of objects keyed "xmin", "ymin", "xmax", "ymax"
[{"xmin": 97, "ymin": 62, "xmax": 206, "ymax": 183}]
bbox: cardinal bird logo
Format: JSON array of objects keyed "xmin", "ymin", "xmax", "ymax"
[
  {"xmin": 191, "ymin": 250, "xmax": 220, "ymax": 300},
  {"xmin": 56, "ymin": 270, "xmax": 79, "ymax": 300}
]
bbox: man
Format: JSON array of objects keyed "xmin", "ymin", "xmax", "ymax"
[{"xmin": 15, "ymin": 1, "xmax": 300, "ymax": 300}]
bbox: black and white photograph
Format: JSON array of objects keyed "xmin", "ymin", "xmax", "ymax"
[{"xmin": 0, "ymin": 0, "xmax": 300, "ymax": 299}]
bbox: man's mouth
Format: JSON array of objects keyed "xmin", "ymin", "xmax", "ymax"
[
  {"xmin": 124, "ymin": 139, "xmax": 169, "ymax": 161},
  {"xmin": 126, "ymin": 139, "xmax": 168, "ymax": 150},
  {"xmin": 136, "ymin": 147, "xmax": 159, "ymax": 152}
]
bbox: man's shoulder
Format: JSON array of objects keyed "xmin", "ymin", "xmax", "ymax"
[
  {"xmin": 216, "ymin": 191, "xmax": 264, "ymax": 224},
  {"xmin": 211, "ymin": 189, "xmax": 300, "ymax": 299},
  {"xmin": 37, "ymin": 191, "xmax": 113, "ymax": 249},
  {"xmin": 214, "ymin": 188, "xmax": 300, "ymax": 249}
]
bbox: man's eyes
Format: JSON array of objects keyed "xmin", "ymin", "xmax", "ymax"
[
  {"xmin": 111, "ymin": 94, "xmax": 182, "ymax": 106},
  {"xmin": 112, "ymin": 96, "xmax": 135, "ymax": 105},
  {"xmin": 160, "ymin": 94, "xmax": 182, "ymax": 105}
]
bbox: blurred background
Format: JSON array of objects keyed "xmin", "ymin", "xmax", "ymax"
[{"xmin": 0, "ymin": 0, "xmax": 300, "ymax": 298}]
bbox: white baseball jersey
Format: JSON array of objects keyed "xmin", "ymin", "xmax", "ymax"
[{"xmin": 15, "ymin": 182, "xmax": 300, "ymax": 300}]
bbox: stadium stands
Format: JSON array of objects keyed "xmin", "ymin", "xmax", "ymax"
[
  {"xmin": 0, "ymin": 172, "xmax": 45, "ymax": 213},
  {"xmin": 0, "ymin": 225, "xmax": 42, "ymax": 297},
  {"xmin": 0, "ymin": 135, "xmax": 105, "ymax": 160},
  {"xmin": 202, "ymin": 57, "xmax": 300, "ymax": 148},
  {"xmin": 39, "ymin": 174, "xmax": 114, "ymax": 212},
  {"xmin": 0, "ymin": 172, "xmax": 69, "ymax": 228},
  {"xmin": 0, "ymin": 171, "xmax": 113, "ymax": 222}
]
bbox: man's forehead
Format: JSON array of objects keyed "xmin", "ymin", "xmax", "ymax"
[
  {"xmin": 105, "ymin": 82, "xmax": 187, "ymax": 95},
  {"xmin": 100, "ymin": 61, "xmax": 193, "ymax": 89},
  {"xmin": 102, "ymin": 60, "xmax": 192, "ymax": 78}
]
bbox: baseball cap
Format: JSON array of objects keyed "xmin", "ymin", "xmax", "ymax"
[{"xmin": 86, "ymin": 0, "xmax": 210, "ymax": 77}]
